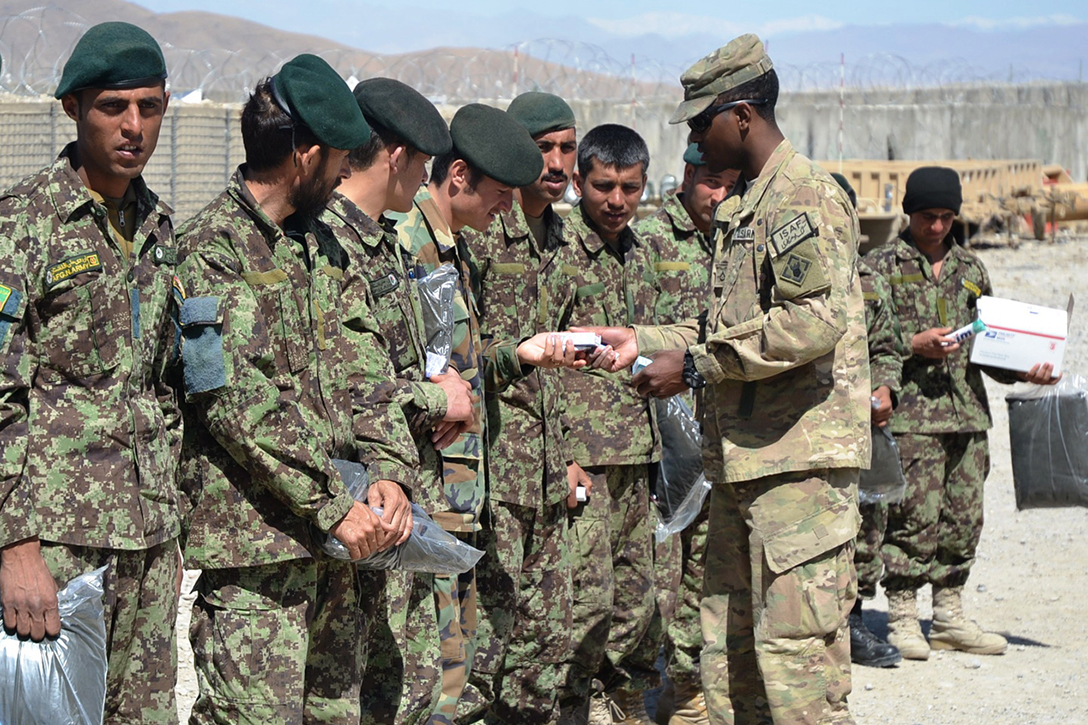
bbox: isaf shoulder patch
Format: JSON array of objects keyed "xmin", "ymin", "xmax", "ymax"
[
  {"xmin": 45, "ymin": 251, "xmax": 102, "ymax": 288},
  {"xmin": 769, "ymin": 213, "xmax": 816, "ymax": 255}
]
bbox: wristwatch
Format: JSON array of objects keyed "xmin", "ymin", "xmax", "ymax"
[{"xmin": 682, "ymin": 349, "xmax": 707, "ymax": 390}]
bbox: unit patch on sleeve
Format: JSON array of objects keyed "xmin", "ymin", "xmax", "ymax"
[
  {"xmin": 780, "ymin": 253, "xmax": 812, "ymax": 286},
  {"xmin": 769, "ymin": 213, "xmax": 816, "ymax": 255},
  {"xmin": 45, "ymin": 252, "xmax": 102, "ymax": 289}
]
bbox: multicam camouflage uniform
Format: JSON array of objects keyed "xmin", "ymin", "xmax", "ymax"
[
  {"xmin": 632, "ymin": 190, "xmax": 713, "ymax": 690},
  {"xmin": 865, "ymin": 231, "xmax": 1018, "ymax": 594},
  {"xmin": 0, "ymin": 146, "xmax": 182, "ymax": 725},
  {"xmin": 320, "ymin": 192, "xmax": 445, "ymax": 725},
  {"xmin": 635, "ymin": 139, "xmax": 869, "ymax": 725},
  {"xmin": 559, "ymin": 202, "xmax": 661, "ymax": 702},
  {"xmin": 456, "ymin": 199, "xmax": 576, "ymax": 725},
  {"xmin": 178, "ymin": 169, "xmax": 417, "ymax": 724},
  {"xmin": 855, "ymin": 260, "xmax": 905, "ymax": 599},
  {"xmin": 392, "ymin": 186, "xmax": 487, "ymax": 725}
]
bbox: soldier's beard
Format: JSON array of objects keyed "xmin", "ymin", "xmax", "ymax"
[{"xmin": 291, "ymin": 155, "xmax": 341, "ymax": 220}]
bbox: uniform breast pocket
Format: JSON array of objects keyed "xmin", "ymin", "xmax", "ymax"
[
  {"xmin": 39, "ymin": 268, "xmax": 124, "ymax": 377},
  {"xmin": 251, "ymin": 277, "xmax": 311, "ymax": 374},
  {"xmin": 482, "ymin": 270, "xmax": 526, "ymax": 338},
  {"xmin": 654, "ymin": 260, "xmax": 691, "ymax": 299},
  {"xmin": 372, "ymin": 291, "xmax": 418, "ymax": 373},
  {"xmin": 573, "ymin": 281, "xmax": 607, "ymax": 326}
]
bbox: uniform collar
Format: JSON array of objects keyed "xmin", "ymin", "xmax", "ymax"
[
  {"xmin": 896, "ymin": 228, "xmax": 965, "ymax": 277},
  {"xmin": 500, "ymin": 198, "xmax": 563, "ymax": 254},
  {"xmin": 661, "ymin": 190, "xmax": 698, "ymax": 235},
  {"xmin": 414, "ymin": 186, "xmax": 457, "ymax": 252},
  {"xmin": 48, "ymin": 143, "xmax": 169, "ymax": 228},
  {"xmin": 326, "ymin": 191, "xmax": 386, "ymax": 249},
  {"xmin": 228, "ymin": 165, "xmax": 285, "ymax": 241},
  {"xmin": 736, "ymin": 138, "xmax": 795, "ymax": 221},
  {"xmin": 566, "ymin": 202, "xmax": 637, "ymax": 256}
]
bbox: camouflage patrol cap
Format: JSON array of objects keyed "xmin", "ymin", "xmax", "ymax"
[
  {"xmin": 54, "ymin": 22, "xmax": 167, "ymax": 99},
  {"xmin": 682, "ymin": 143, "xmax": 706, "ymax": 166},
  {"xmin": 669, "ymin": 34, "xmax": 774, "ymax": 124},
  {"xmin": 270, "ymin": 54, "xmax": 371, "ymax": 151},
  {"xmin": 353, "ymin": 78, "xmax": 451, "ymax": 156},
  {"xmin": 506, "ymin": 92, "xmax": 576, "ymax": 137},
  {"xmin": 450, "ymin": 103, "xmax": 544, "ymax": 188}
]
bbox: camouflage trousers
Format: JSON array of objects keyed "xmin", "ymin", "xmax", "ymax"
[
  {"xmin": 881, "ymin": 432, "xmax": 989, "ymax": 593},
  {"xmin": 561, "ymin": 463, "xmax": 657, "ymax": 703},
  {"xmin": 854, "ymin": 501, "xmax": 888, "ymax": 600},
  {"xmin": 358, "ymin": 570, "xmax": 442, "ymax": 725},
  {"xmin": 430, "ymin": 533, "xmax": 479, "ymax": 725},
  {"xmin": 41, "ymin": 539, "xmax": 179, "ymax": 725},
  {"xmin": 652, "ymin": 496, "xmax": 710, "ymax": 687},
  {"xmin": 701, "ymin": 469, "xmax": 859, "ymax": 725},
  {"xmin": 188, "ymin": 557, "xmax": 364, "ymax": 725},
  {"xmin": 458, "ymin": 500, "xmax": 573, "ymax": 725}
]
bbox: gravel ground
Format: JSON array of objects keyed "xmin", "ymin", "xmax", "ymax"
[{"xmin": 174, "ymin": 235, "xmax": 1088, "ymax": 724}]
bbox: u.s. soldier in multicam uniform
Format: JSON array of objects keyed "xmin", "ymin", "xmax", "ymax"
[
  {"xmin": 865, "ymin": 166, "xmax": 1059, "ymax": 662},
  {"xmin": 176, "ymin": 55, "xmax": 415, "ymax": 724},
  {"xmin": 391, "ymin": 103, "xmax": 544, "ymax": 725},
  {"xmin": 0, "ymin": 23, "xmax": 183, "ymax": 724},
  {"xmin": 593, "ymin": 35, "xmax": 870, "ymax": 725},
  {"xmin": 319, "ymin": 77, "xmax": 468, "ymax": 725},
  {"xmin": 558, "ymin": 124, "xmax": 661, "ymax": 725},
  {"xmin": 458, "ymin": 91, "xmax": 582, "ymax": 725},
  {"xmin": 633, "ymin": 143, "xmax": 736, "ymax": 725}
]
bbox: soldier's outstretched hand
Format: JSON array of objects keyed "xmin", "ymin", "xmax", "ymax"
[
  {"xmin": 570, "ymin": 326, "xmax": 638, "ymax": 372},
  {"xmin": 912, "ymin": 327, "xmax": 959, "ymax": 358},
  {"xmin": 516, "ymin": 332, "xmax": 586, "ymax": 370},
  {"xmin": 0, "ymin": 538, "xmax": 61, "ymax": 641}
]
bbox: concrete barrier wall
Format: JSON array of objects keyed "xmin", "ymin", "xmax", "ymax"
[{"xmin": 1, "ymin": 82, "xmax": 1084, "ymax": 221}]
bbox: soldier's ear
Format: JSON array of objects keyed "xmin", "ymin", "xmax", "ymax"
[{"xmin": 572, "ymin": 171, "xmax": 584, "ymax": 197}]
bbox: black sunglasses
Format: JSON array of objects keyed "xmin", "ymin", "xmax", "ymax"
[{"xmin": 687, "ymin": 99, "xmax": 768, "ymax": 133}]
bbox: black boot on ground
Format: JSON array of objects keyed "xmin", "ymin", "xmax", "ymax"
[{"xmin": 849, "ymin": 606, "xmax": 902, "ymax": 668}]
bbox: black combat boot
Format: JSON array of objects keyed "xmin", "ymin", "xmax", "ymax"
[{"xmin": 849, "ymin": 601, "xmax": 902, "ymax": 668}]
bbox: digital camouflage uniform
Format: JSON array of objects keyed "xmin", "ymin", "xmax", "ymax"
[
  {"xmin": 0, "ymin": 146, "xmax": 182, "ymax": 725},
  {"xmin": 393, "ymin": 186, "xmax": 487, "ymax": 725},
  {"xmin": 456, "ymin": 199, "xmax": 576, "ymax": 725},
  {"xmin": 560, "ymin": 202, "xmax": 661, "ymax": 702},
  {"xmin": 178, "ymin": 169, "xmax": 417, "ymax": 724},
  {"xmin": 865, "ymin": 231, "xmax": 1018, "ymax": 594},
  {"xmin": 636, "ymin": 139, "xmax": 869, "ymax": 725},
  {"xmin": 633, "ymin": 189, "xmax": 714, "ymax": 689},
  {"xmin": 321, "ymin": 192, "xmax": 445, "ymax": 725},
  {"xmin": 855, "ymin": 259, "xmax": 904, "ymax": 599}
]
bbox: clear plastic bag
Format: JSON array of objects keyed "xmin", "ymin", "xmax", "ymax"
[
  {"xmin": 1006, "ymin": 374, "xmax": 1088, "ymax": 510},
  {"xmin": 322, "ymin": 460, "xmax": 484, "ymax": 574},
  {"xmin": 416, "ymin": 264, "xmax": 459, "ymax": 378},
  {"xmin": 0, "ymin": 565, "xmax": 108, "ymax": 725},
  {"xmin": 858, "ymin": 424, "xmax": 908, "ymax": 504},
  {"xmin": 652, "ymin": 396, "xmax": 712, "ymax": 543}
]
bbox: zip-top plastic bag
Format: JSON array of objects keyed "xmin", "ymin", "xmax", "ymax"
[
  {"xmin": 322, "ymin": 459, "xmax": 484, "ymax": 574},
  {"xmin": 1006, "ymin": 374, "xmax": 1088, "ymax": 510},
  {"xmin": 858, "ymin": 424, "xmax": 908, "ymax": 505},
  {"xmin": 0, "ymin": 565, "xmax": 108, "ymax": 725},
  {"xmin": 416, "ymin": 264, "xmax": 459, "ymax": 378},
  {"xmin": 652, "ymin": 395, "xmax": 712, "ymax": 543}
]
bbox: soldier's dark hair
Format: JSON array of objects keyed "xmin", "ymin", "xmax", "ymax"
[
  {"xmin": 348, "ymin": 120, "xmax": 418, "ymax": 171},
  {"xmin": 577, "ymin": 124, "xmax": 650, "ymax": 178},
  {"xmin": 241, "ymin": 77, "xmax": 321, "ymax": 173},
  {"xmin": 429, "ymin": 145, "xmax": 482, "ymax": 189},
  {"xmin": 716, "ymin": 69, "xmax": 779, "ymax": 123}
]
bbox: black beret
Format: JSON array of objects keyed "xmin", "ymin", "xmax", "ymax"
[
  {"xmin": 830, "ymin": 172, "xmax": 857, "ymax": 209},
  {"xmin": 450, "ymin": 104, "xmax": 543, "ymax": 188},
  {"xmin": 270, "ymin": 54, "xmax": 371, "ymax": 151},
  {"xmin": 903, "ymin": 166, "xmax": 962, "ymax": 215},
  {"xmin": 682, "ymin": 143, "xmax": 706, "ymax": 167},
  {"xmin": 353, "ymin": 78, "xmax": 451, "ymax": 156},
  {"xmin": 54, "ymin": 22, "xmax": 167, "ymax": 99},
  {"xmin": 506, "ymin": 92, "xmax": 576, "ymax": 137}
]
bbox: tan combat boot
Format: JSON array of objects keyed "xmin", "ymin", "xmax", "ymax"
[
  {"xmin": 930, "ymin": 586, "xmax": 1008, "ymax": 655},
  {"xmin": 608, "ymin": 687, "xmax": 654, "ymax": 725},
  {"xmin": 660, "ymin": 680, "xmax": 709, "ymax": 725},
  {"xmin": 885, "ymin": 589, "xmax": 931, "ymax": 660}
]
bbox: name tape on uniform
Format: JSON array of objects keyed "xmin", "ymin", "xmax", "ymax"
[{"xmin": 45, "ymin": 252, "xmax": 102, "ymax": 288}]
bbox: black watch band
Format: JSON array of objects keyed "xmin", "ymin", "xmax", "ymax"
[{"xmin": 682, "ymin": 349, "xmax": 707, "ymax": 390}]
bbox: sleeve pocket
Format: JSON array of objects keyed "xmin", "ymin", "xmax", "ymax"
[{"xmin": 181, "ymin": 296, "xmax": 227, "ymax": 395}]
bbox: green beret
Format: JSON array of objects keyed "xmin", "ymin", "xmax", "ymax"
[
  {"xmin": 450, "ymin": 104, "xmax": 543, "ymax": 188},
  {"xmin": 506, "ymin": 92, "xmax": 576, "ymax": 137},
  {"xmin": 682, "ymin": 143, "xmax": 705, "ymax": 166},
  {"xmin": 54, "ymin": 22, "xmax": 167, "ymax": 99},
  {"xmin": 270, "ymin": 54, "xmax": 370, "ymax": 151},
  {"xmin": 670, "ymin": 34, "xmax": 774, "ymax": 124},
  {"xmin": 353, "ymin": 78, "xmax": 451, "ymax": 156}
]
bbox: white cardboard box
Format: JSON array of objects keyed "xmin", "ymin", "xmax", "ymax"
[{"xmin": 969, "ymin": 295, "xmax": 1072, "ymax": 376}]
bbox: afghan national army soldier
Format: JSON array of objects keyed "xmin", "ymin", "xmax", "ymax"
[
  {"xmin": 632, "ymin": 144, "xmax": 736, "ymax": 725},
  {"xmin": 175, "ymin": 55, "xmax": 413, "ymax": 724},
  {"xmin": 865, "ymin": 167, "xmax": 1059, "ymax": 661},
  {"xmin": 591, "ymin": 34, "xmax": 871, "ymax": 725},
  {"xmin": 391, "ymin": 103, "xmax": 544, "ymax": 725},
  {"xmin": 458, "ymin": 91, "xmax": 582, "ymax": 725},
  {"xmin": 319, "ymin": 77, "xmax": 468, "ymax": 725},
  {"xmin": 558, "ymin": 124, "xmax": 661, "ymax": 725},
  {"xmin": 0, "ymin": 22, "xmax": 180, "ymax": 724}
]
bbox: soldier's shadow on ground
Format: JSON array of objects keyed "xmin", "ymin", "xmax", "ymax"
[{"xmin": 864, "ymin": 613, "xmax": 1052, "ymax": 649}]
